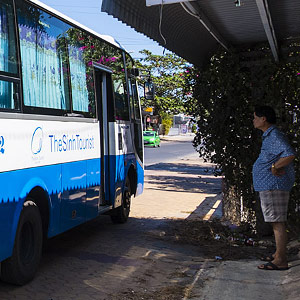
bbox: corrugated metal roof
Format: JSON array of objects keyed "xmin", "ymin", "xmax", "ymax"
[{"xmin": 101, "ymin": 0, "xmax": 300, "ymax": 67}]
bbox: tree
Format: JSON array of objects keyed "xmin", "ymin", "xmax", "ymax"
[
  {"xmin": 160, "ymin": 112, "xmax": 173, "ymax": 136},
  {"xmin": 135, "ymin": 50, "xmax": 192, "ymax": 116}
]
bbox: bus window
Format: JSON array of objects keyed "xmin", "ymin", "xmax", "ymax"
[
  {"xmin": 66, "ymin": 28, "xmax": 95, "ymax": 117},
  {"xmin": 67, "ymin": 43, "xmax": 91, "ymax": 115},
  {"xmin": 131, "ymin": 80, "xmax": 143, "ymax": 162},
  {"xmin": 132, "ymin": 81, "xmax": 141, "ymax": 120},
  {"xmin": 0, "ymin": 0, "xmax": 18, "ymax": 75},
  {"xmin": 0, "ymin": 0, "xmax": 19, "ymax": 110},
  {"xmin": 112, "ymin": 73, "xmax": 129, "ymax": 121},
  {"xmin": 127, "ymin": 79, "xmax": 135, "ymax": 120},
  {"xmin": 16, "ymin": 1, "xmax": 71, "ymax": 112},
  {"xmin": 65, "ymin": 30, "xmax": 127, "ymax": 119},
  {"xmin": 0, "ymin": 80, "xmax": 19, "ymax": 110}
]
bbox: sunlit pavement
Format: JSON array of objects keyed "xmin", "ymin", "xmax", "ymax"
[{"xmin": 131, "ymin": 151, "xmax": 223, "ymax": 221}]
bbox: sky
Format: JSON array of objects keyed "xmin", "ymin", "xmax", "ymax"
[{"xmin": 40, "ymin": 0, "xmax": 166, "ymax": 59}]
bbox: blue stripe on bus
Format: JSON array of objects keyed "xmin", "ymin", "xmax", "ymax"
[
  {"xmin": 0, "ymin": 154, "xmax": 143, "ymax": 262},
  {"xmin": 0, "ymin": 159, "xmax": 101, "ymax": 204}
]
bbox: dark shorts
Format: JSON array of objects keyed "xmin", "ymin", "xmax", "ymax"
[{"xmin": 259, "ymin": 190, "xmax": 290, "ymax": 222}]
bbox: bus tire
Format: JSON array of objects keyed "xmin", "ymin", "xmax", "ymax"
[
  {"xmin": 111, "ymin": 177, "xmax": 131, "ymax": 224},
  {"xmin": 0, "ymin": 200, "xmax": 43, "ymax": 285}
]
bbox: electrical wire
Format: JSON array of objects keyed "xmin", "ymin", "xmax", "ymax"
[
  {"xmin": 159, "ymin": 1, "xmax": 167, "ymax": 46},
  {"xmin": 180, "ymin": 2, "xmax": 228, "ymax": 51}
]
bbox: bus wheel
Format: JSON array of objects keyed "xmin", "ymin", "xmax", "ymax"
[
  {"xmin": 0, "ymin": 200, "xmax": 43, "ymax": 285},
  {"xmin": 111, "ymin": 177, "xmax": 131, "ymax": 224}
]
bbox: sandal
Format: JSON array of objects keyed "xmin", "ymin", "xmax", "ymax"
[
  {"xmin": 258, "ymin": 262, "xmax": 289, "ymax": 271},
  {"xmin": 260, "ymin": 254, "xmax": 274, "ymax": 262}
]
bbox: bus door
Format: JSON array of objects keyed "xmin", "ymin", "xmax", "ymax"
[{"xmin": 94, "ymin": 65, "xmax": 114, "ymax": 210}]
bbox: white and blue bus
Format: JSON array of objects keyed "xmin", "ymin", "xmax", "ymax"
[{"xmin": 0, "ymin": 0, "xmax": 145, "ymax": 285}]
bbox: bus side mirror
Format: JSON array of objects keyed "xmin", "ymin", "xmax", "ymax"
[{"xmin": 144, "ymin": 81, "xmax": 155, "ymax": 100}]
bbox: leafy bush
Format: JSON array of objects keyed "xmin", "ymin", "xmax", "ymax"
[
  {"xmin": 185, "ymin": 43, "xmax": 300, "ymax": 229},
  {"xmin": 191, "ymin": 123, "xmax": 197, "ymax": 133},
  {"xmin": 160, "ymin": 113, "xmax": 173, "ymax": 136}
]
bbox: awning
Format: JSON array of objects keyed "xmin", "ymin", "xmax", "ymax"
[{"xmin": 101, "ymin": 0, "xmax": 300, "ymax": 67}]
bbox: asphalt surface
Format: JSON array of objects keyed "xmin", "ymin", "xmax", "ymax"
[{"xmin": 144, "ymin": 134, "xmax": 196, "ymax": 166}]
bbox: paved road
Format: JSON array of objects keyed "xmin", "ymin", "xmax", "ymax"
[{"xmin": 144, "ymin": 135, "xmax": 196, "ymax": 167}]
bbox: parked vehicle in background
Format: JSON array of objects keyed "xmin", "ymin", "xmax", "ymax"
[
  {"xmin": 0, "ymin": 0, "xmax": 144, "ymax": 286},
  {"xmin": 143, "ymin": 131, "xmax": 161, "ymax": 147}
]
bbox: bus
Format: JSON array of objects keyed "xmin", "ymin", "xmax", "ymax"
[{"xmin": 0, "ymin": 0, "xmax": 145, "ymax": 285}]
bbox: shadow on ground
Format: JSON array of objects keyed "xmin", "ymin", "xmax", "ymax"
[
  {"xmin": 145, "ymin": 162, "xmax": 221, "ymax": 194},
  {"xmin": 146, "ymin": 162, "xmax": 218, "ymax": 175}
]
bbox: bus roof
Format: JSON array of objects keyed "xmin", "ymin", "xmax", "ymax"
[{"xmin": 28, "ymin": 0, "xmax": 126, "ymax": 52}]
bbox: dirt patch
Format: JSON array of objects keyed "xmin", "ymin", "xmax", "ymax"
[
  {"xmin": 155, "ymin": 219, "xmax": 275, "ymax": 260},
  {"xmin": 109, "ymin": 285, "xmax": 186, "ymax": 300},
  {"xmin": 154, "ymin": 219, "xmax": 300, "ymax": 261}
]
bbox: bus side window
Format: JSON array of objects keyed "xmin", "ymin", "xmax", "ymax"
[
  {"xmin": 106, "ymin": 73, "xmax": 116, "ymax": 122},
  {"xmin": 0, "ymin": 0, "xmax": 18, "ymax": 75},
  {"xmin": 0, "ymin": 0, "xmax": 20, "ymax": 110},
  {"xmin": 132, "ymin": 81, "xmax": 141, "ymax": 120},
  {"xmin": 0, "ymin": 80, "xmax": 20, "ymax": 110},
  {"xmin": 131, "ymin": 79, "xmax": 143, "ymax": 162},
  {"xmin": 127, "ymin": 78, "xmax": 135, "ymax": 120},
  {"xmin": 67, "ymin": 32, "xmax": 96, "ymax": 118},
  {"xmin": 16, "ymin": 2, "xmax": 71, "ymax": 113},
  {"xmin": 112, "ymin": 74, "xmax": 129, "ymax": 121}
]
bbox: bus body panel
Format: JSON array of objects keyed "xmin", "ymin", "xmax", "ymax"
[
  {"xmin": 107, "ymin": 122, "xmax": 140, "ymax": 207},
  {"xmin": 0, "ymin": 118, "xmax": 100, "ymax": 173},
  {"xmin": 108, "ymin": 153, "xmax": 135, "ymax": 207},
  {"xmin": 136, "ymin": 160, "xmax": 144, "ymax": 197},
  {"xmin": 60, "ymin": 160, "xmax": 87, "ymax": 231},
  {"xmin": 0, "ymin": 201, "xmax": 19, "ymax": 262},
  {"xmin": 86, "ymin": 158, "xmax": 101, "ymax": 220},
  {"xmin": 0, "ymin": 117, "xmax": 101, "ymax": 261},
  {"xmin": 0, "ymin": 158, "xmax": 103, "ymax": 262},
  {"xmin": 0, "ymin": 164, "xmax": 60, "ymax": 262}
]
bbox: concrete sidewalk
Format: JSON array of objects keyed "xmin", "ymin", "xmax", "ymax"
[
  {"xmin": 160, "ymin": 132, "xmax": 196, "ymax": 143},
  {"xmin": 198, "ymin": 248, "xmax": 300, "ymax": 300}
]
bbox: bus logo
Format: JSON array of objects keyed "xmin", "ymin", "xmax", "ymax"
[
  {"xmin": 31, "ymin": 127, "xmax": 43, "ymax": 155},
  {"xmin": 0, "ymin": 136, "xmax": 4, "ymax": 154}
]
